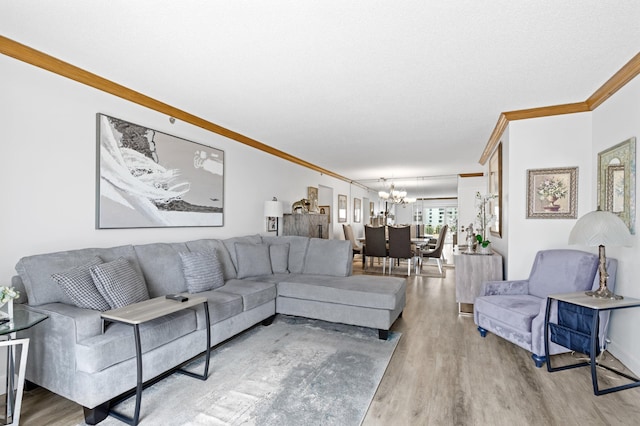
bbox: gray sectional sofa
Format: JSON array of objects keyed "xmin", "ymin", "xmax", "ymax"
[{"xmin": 12, "ymin": 234, "xmax": 405, "ymax": 424}]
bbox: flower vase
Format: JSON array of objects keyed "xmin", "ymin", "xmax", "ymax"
[
  {"xmin": 0, "ymin": 299, "xmax": 11, "ymax": 321},
  {"xmin": 478, "ymin": 243, "xmax": 492, "ymax": 255}
]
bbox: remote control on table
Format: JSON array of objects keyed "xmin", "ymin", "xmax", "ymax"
[{"xmin": 166, "ymin": 294, "xmax": 188, "ymax": 302}]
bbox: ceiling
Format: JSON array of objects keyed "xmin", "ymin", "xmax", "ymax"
[{"xmin": 2, "ymin": 1, "xmax": 639, "ymax": 198}]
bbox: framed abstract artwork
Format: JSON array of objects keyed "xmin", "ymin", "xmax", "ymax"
[
  {"xmin": 597, "ymin": 137, "xmax": 636, "ymax": 234},
  {"xmin": 338, "ymin": 194, "xmax": 347, "ymax": 223},
  {"xmin": 526, "ymin": 167, "xmax": 578, "ymax": 219},
  {"xmin": 96, "ymin": 114, "xmax": 224, "ymax": 228}
]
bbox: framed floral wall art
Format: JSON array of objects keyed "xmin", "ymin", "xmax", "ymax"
[{"xmin": 526, "ymin": 167, "xmax": 578, "ymax": 219}]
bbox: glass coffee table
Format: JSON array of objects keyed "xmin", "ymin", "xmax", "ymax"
[{"xmin": 0, "ymin": 307, "xmax": 49, "ymax": 425}]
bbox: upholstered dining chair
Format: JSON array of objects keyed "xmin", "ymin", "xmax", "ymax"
[
  {"xmin": 388, "ymin": 226, "xmax": 414, "ymax": 276},
  {"xmin": 474, "ymin": 249, "xmax": 616, "ymax": 367},
  {"xmin": 343, "ymin": 224, "xmax": 364, "ymax": 266},
  {"xmin": 417, "ymin": 224, "xmax": 448, "ymax": 275},
  {"xmin": 364, "ymin": 225, "xmax": 389, "ymax": 274}
]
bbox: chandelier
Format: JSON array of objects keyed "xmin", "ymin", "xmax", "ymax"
[{"xmin": 378, "ymin": 180, "xmax": 416, "ymax": 204}]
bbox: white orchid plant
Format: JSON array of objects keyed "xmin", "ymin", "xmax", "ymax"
[
  {"xmin": 0, "ymin": 286, "xmax": 20, "ymax": 304},
  {"xmin": 475, "ymin": 192, "xmax": 497, "ymax": 248}
]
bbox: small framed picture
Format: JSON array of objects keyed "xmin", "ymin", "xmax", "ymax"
[
  {"xmin": 338, "ymin": 194, "xmax": 347, "ymax": 223},
  {"xmin": 266, "ymin": 217, "xmax": 277, "ymax": 232},
  {"xmin": 319, "ymin": 205, "xmax": 330, "ymax": 223},
  {"xmin": 527, "ymin": 167, "xmax": 578, "ymax": 219}
]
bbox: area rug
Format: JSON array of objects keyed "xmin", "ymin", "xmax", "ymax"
[{"xmin": 86, "ymin": 315, "xmax": 400, "ymax": 426}]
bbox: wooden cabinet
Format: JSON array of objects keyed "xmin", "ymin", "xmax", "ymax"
[
  {"xmin": 454, "ymin": 251, "xmax": 503, "ymax": 314},
  {"xmin": 282, "ymin": 214, "xmax": 329, "ymax": 239}
]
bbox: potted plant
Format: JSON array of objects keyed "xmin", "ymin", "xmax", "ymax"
[{"xmin": 475, "ymin": 192, "xmax": 496, "ymax": 254}]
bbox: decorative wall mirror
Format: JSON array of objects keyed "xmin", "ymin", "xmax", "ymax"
[{"xmin": 597, "ymin": 137, "xmax": 636, "ymax": 234}]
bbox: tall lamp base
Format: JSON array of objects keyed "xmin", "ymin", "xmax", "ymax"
[
  {"xmin": 586, "ymin": 244, "xmax": 623, "ymax": 300},
  {"xmin": 586, "ymin": 287, "xmax": 623, "ymax": 300}
]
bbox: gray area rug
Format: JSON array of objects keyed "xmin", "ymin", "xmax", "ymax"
[{"xmin": 86, "ymin": 315, "xmax": 400, "ymax": 426}]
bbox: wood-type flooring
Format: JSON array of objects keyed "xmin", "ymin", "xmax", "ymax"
[{"xmin": 15, "ymin": 256, "xmax": 640, "ymax": 426}]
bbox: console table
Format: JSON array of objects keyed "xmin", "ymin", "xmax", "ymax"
[
  {"xmin": 454, "ymin": 250, "xmax": 503, "ymax": 314},
  {"xmin": 101, "ymin": 296, "xmax": 211, "ymax": 425},
  {"xmin": 545, "ymin": 292, "xmax": 640, "ymax": 395},
  {"xmin": 282, "ymin": 213, "xmax": 329, "ymax": 238}
]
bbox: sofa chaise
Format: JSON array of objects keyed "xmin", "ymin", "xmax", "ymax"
[{"xmin": 13, "ymin": 234, "xmax": 406, "ymax": 424}]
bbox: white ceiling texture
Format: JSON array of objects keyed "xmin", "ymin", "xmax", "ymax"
[{"xmin": 2, "ymin": 1, "xmax": 639, "ymax": 198}]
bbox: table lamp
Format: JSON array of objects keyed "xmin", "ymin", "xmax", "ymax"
[
  {"xmin": 568, "ymin": 209, "xmax": 632, "ymax": 299},
  {"xmin": 264, "ymin": 197, "xmax": 284, "ymax": 236}
]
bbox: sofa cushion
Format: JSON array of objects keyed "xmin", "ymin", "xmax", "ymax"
[
  {"xmin": 193, "ymin": 289, "xmax": 244, "ymax": 327},
  {"xmin": 180, "ymin": 251, "xmax": 225, "ymax": 293},
  {"xmin": 261, "ymin": 236, "xmax": 309, "ymax": 274},
  {"xmin": 474, "ymin": 294, "xmax": 543, "ymax": 332},
  {"xmin": 15, "ymin": 244, "xmax": 141, "ymax": 306},
  {"xmin": 76, "ymin": 309, "xmax": 197, "ymax": 373},
  {"xmin": 222, "ymin": 235, "xmax": 263, "ymax": 272},
  {"xmin": 217, "ymin": 279, "xmax": 277, "ymax": 311},
  {"xmin": 133, "ymin": 242, "xmax": 189, "ymax": 297},
  {"xmin": 278, "ymin": 274, "xmax": 405, "ymax": 310},
  {"xmin": 50, "ymin": 256, "xmax": 111, "ymax": 311},
  {"xmin": 302, "ymin": 239, "xmax": 352, "ymax": 277},
  {"xmin": 184, "ymin": 239, "xmax": 237, "ymax": 281},
  {"xmin": 235, "ymin": 243, "xmax": 272, "ymax": 279},
  {"xmin": 269, "ymin": 243, "xmax": 289, "ymax": 274},
  {"xmin": 90, "ymin": 257, "xmax": 150, "ymax": 309}
]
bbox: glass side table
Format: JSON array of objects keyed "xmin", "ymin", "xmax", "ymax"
[{"xmin": 0, "ymin": 307, "xmax": 48, "ymax": 425}]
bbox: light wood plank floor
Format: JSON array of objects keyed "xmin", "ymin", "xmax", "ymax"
[{"xmin": 17, "ymin": 258, "xmax": 640, "ymax": 425}]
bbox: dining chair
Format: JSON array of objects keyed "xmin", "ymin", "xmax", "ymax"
[
  {"xmin": 418, "ymin": 224, "xmax": 448, "ymax": 275},
  {"xmin": 388, "ymin": 226, "xmax": 414, "ymax": 276},
  {"xmin": 364, "ymin": 225, "xmax": 389, "ymax": 274},
  {"xmin": 342, "ymin": 224, "xmax": 364, "ymax": 267}
]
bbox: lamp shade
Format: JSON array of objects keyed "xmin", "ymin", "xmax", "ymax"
[
  {"xmin": 264, "ymin": 200, "xmax": 283, "ymax": 218},
  {"xmin": 568, "ymin": 210, "xmax": 632, "ymax": 247}
]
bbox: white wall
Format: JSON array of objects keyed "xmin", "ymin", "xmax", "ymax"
[
  {"xmin": 591, "ymin": 74, "xmax": 640, "ymax": 374},
  {"xmin": 505, "ymin": 112, "xmax": 593, "ymax": 279},
  {"xmin": 0, "ymin": 54, "xmax": 361, "ymax": 285}
]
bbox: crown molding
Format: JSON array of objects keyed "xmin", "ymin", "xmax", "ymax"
[
  {"xmin": 480, "ymin": 52, "xmax": 640, "ymax": 165},
  {"xmin": 0, "ymin": 36, "xmax": 351, "ymax": 183}
]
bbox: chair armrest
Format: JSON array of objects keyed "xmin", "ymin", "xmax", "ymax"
[{"xmin": 479, "ymin": 280, "xmax": 529, "ymax": 296}]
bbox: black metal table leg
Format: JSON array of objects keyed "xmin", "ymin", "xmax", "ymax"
[
  {"xmin": 177, "ymin": 301, "xmax": 211, "ymax": 380},
  {"xmin": 109, "ymin": 324, "xmax": 142, "ymax": 426}
]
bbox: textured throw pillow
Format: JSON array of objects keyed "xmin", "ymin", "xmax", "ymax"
[
  {"xmin": 235, "ymin": 243, "xmax": 272, "ymax": 279},
  {"xmin": 50, "ymin": 256, "xmax": 111, "ymax": 311},
  {"xmin": 270, "ymin": 243, "xmax": 290, "ymax": 274},
  {"xmin": 180, "ymin": 251, "xmax": 225, "ymax": 293},
  {"xmin": 90, "ymin": 257, "xmax": 149, "ymax": 309}
]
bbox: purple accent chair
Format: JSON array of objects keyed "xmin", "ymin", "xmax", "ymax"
[{"xmin": 474, "ymin": 249, "xmax": 617, "ymax": 367}]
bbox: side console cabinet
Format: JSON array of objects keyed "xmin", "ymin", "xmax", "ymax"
[{"xmin": 454, "ymin": 251, "xmax": 503, "ymax": 314}]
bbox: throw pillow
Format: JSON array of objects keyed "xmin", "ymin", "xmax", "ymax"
[
  {"xmin": 90, "ymin": 257, "xmax": 149, "ymax": 309},
  {"xmin": 234, "ymin": 243, "xmax": 272, "ymax": 279},
  {"xmin": 269, "ymin": 243, "xmax": 290, "ymax": 274},
  {"xmin": 50, "ymin": 256, "xmax": 111, "ymax": 311},
  {"xmin": 179, "ymin": 251, "xmax": 225, "ymax": 293}
]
